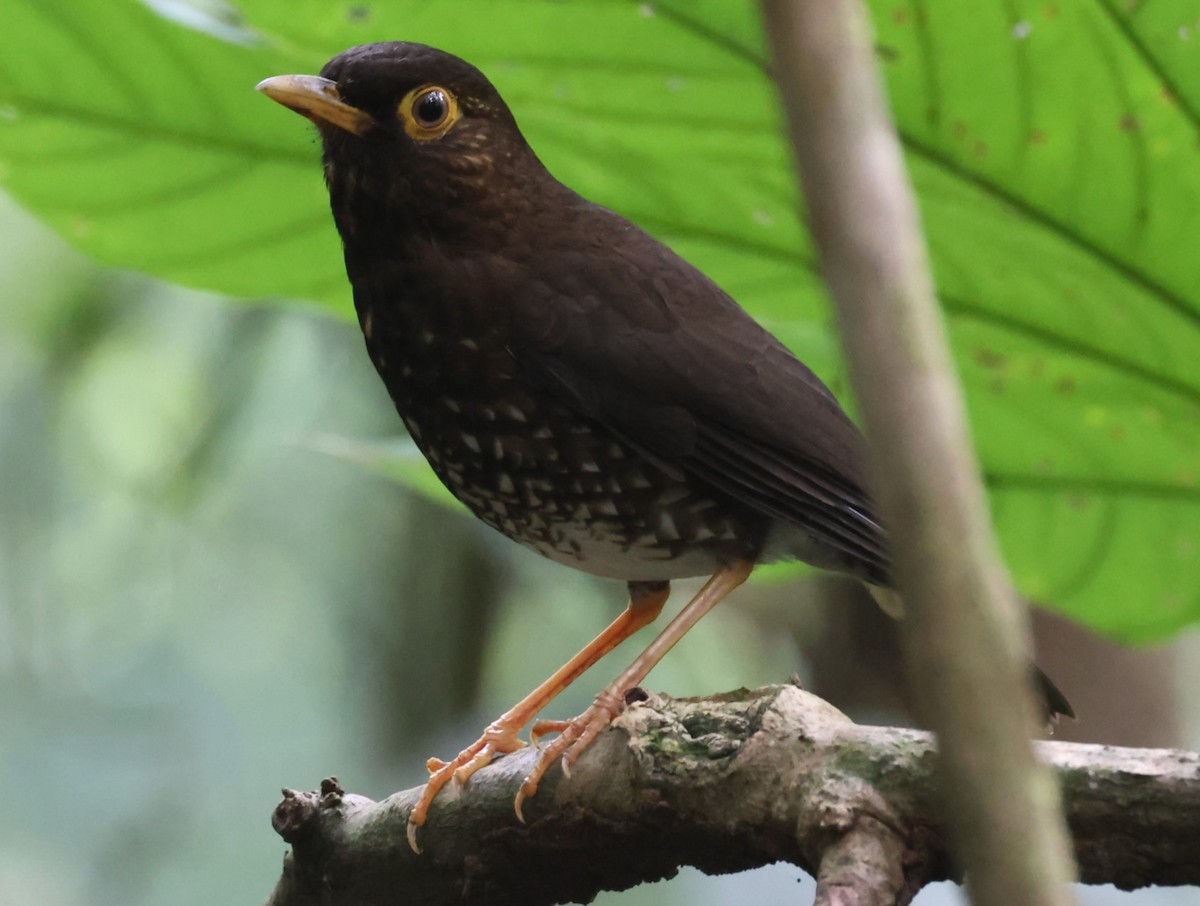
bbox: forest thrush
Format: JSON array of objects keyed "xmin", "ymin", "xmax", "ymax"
[{"xmin": 257, "ymin": 41, "xmax": 1071, "ymax": 852}]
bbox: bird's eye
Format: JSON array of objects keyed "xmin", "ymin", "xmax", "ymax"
[
  {"xmin": 413, "ymin": 89, "xmax": 449, "ymax": 128},
  {"xmin": 400, "ymin": 85, "xmax": 461, "ymax": 140}
]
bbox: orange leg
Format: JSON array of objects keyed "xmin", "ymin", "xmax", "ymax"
[
  {"xmin": 406, "ymin": 579, "xmax": 670, "ymax": 852},
  {"xmin": 516, "ymin": 560, "xmax": 753, "ymax": 818}
]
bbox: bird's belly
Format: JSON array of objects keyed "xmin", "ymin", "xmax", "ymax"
[
  {"xmin": 398, "ymin": 385, "xmax": 760, "ymax": 582},
  {"xmin": 530, "ymin": 532, "xmax": 732, "ymax": 582}
]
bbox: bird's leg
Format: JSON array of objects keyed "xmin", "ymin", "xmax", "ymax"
[
  {"xmin": 518, "ymin": 560, "xmax": 754, "ymax": 818},
  {"xmin": 406, "ymin": 579, "xmax": 670, "ymax": 851}
]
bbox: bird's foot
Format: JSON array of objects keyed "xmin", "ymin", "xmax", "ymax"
[
  {"xmin": 514, "ymin": 687, "xmax": 627, "ymax": 821},
  {"xmin": 406, "ymin": 719, "xmax": 528, "ymax": 853}
]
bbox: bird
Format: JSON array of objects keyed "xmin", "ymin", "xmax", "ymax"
[{"xmin": 256, "ymin": 41, "xmax": 1071, "ymax": 851}]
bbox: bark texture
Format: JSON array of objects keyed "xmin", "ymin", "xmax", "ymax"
[{"xmin": 265, "ymin": 685, "xmax": 1200, "ymax": 906}]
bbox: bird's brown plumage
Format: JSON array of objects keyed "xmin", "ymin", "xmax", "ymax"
[
  {"xmin": 310, "ymin": 42, "xmax": 889, "ymax": 583},
  {"xmin": 257, "ymin": 40, "xmax": 1071, "ymax": 848}
]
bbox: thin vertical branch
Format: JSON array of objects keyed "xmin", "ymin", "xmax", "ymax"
[{"xmin": 759, "ymin": 2, "xmax": 1079, "ymax": 904}]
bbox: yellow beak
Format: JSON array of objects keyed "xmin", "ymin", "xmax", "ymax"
[{"xmin": 256, "ymin": 74, "xmax": 376, "ymax": 136}]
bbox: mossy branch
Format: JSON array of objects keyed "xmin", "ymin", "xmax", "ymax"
[{"xmin": 265, "ymin": 685, "xmax": 1200, "ymax": 906}]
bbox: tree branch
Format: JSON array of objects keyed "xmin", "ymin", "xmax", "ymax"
[
  {"xmin": 265, "ymin": 685, "xmax": 1200, "ymax": 906},
  {"xmin": 759, "ymin": 2, "xmax": 1079, "ymax": 903}
]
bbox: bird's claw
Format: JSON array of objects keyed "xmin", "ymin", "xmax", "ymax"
[
  {"xmin": 406, "ymin": 720, "xmax": 528, "ymax": 853},
  {"xmin": 515, "ymin": 693, "xmax": 625, "ymax": 817},
  {"xmin": 408, "ymin": 695, "xmax": 626, "ymax": 851}
]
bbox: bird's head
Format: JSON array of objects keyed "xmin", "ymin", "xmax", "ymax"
[{"xmin": 258, "ymin": 42, "xmax": 547, "ymax": 245}]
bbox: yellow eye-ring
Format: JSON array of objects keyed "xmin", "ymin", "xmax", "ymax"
[{"xmin": 398, "ymin": 85, "xmax": 461, "ymax": 141}]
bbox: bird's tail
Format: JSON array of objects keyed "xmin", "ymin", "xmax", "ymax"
[
  {"xmin": 1034, "ymin": 664, "xmax": 1075, "ymax": 721},
  {"xmin": 865, "ymin": 584, "xmax": 1075, "ymax": 722}
]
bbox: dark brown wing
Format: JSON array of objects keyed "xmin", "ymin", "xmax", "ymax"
[{"xmin": 507, "ymin": 203, "xmax": 891, "ymax": 582}]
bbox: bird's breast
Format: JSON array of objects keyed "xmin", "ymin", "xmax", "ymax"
[{"xmin": 357, "ymin": 299, "xmax": 766, "ymax": 580}]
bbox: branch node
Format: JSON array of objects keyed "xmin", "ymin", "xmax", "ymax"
[
  {"xmin": 273, "ymin": 789, "xmax": 322, "ymax": 844},
  {"xmin": 320, "ymin": 775, "xmax": 345, "ymax": 806}
]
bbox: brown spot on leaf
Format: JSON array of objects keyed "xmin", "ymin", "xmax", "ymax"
[
  {"xmin": 1055, "ymin": 376, "xmax": 1077, "ymax": 396},
  {"xmin": 976, "ymin": 347, "xmax": 1008, "ymax": 370}
]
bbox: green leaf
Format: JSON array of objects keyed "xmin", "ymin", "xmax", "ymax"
[
  {"xmin": 0, "ymin": 0, "xmax": 1196, "ymax": 641},
  {"xmin": 871, "ymin": 1, "xmax": 1200, "ymax": 639},
  {"xmin": 0, "ymin": 0, "xmax": 345, "ymax": 305}
]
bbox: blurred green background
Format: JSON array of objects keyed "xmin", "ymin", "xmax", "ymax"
[{"xmin": 1, "ymin": 1, "xmax": 1198, "ymax": 904}]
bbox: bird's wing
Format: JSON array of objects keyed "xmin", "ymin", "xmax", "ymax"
[{"xmin": 507, "ymin": 209, "xmax": 891, "ymax": 581}]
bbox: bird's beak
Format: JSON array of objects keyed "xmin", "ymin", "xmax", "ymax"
[{"xmin": 256, "ymin": 74, "xmax": 376, "ymax": 136}]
